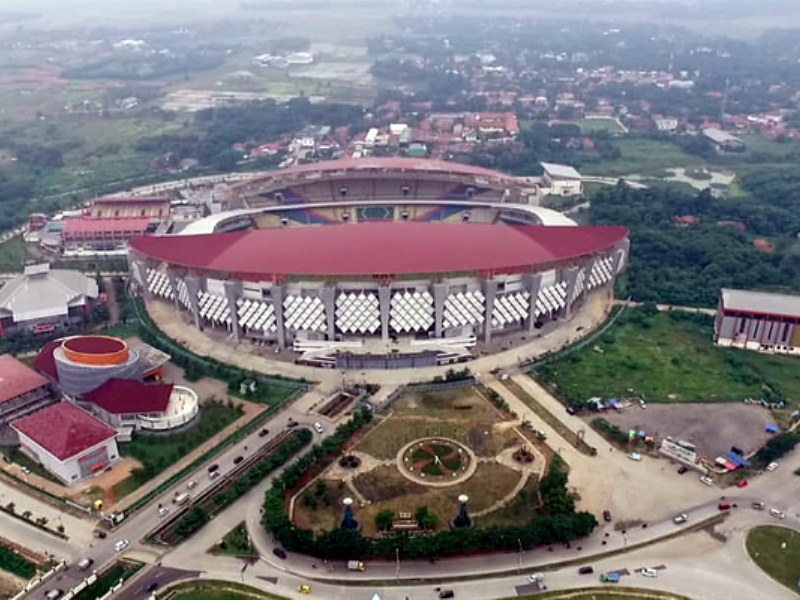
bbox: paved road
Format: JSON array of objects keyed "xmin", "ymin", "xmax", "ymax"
[
  {"xmin": 14, "ymin": 374, "xmax": 800, "ymax": 600},
  {"xmin": 26, "ymin": 405, "xmax": 333, "ymax": 600}
]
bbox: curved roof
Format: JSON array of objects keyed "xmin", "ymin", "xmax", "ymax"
[
  {"xmin": 132, "ymin": 222, "xmax": 627, "ymax": 277},
  {"xmin": 236, "ymin": 157, "xmax": 519, "ymax": 187},
  {"xmin": 178, "ymin": 201, "xmax": 576, "ymax": 236}
]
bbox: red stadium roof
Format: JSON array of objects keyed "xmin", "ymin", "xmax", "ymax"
[
  {"xmin": 12, "ymin": 401, "xmax": 116, "ymax": 461},
  {"xmin": 84, "ymin": 379, "xmax": 173, "ymax": 415},
  {"xmin": 240, "ymin": 157, "xmax": 518, "ymax": 184},
  {"xmin": 131, "ymin": 222, "xmax": 627, "ymax": 277}
]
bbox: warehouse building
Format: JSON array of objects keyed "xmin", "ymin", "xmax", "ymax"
[
  {"xmin": 11, "ymin": 401, "xmax": 119, "ymax": 485},
  {"xmin": 715, "ymin": 288, "xmax": 800, "ymax": 354}
]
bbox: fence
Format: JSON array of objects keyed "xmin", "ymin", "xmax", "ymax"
[{"xmin": 374, "ymin": 377, "xmax": 477, "ymax": 411}]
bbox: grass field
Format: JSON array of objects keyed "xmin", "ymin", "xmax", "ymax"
[
  {"xmin": 581, "ymin": 139, "xmax": 698, "ymax": 177},
  {"xmin": 535, "ymin": 308, "xmax": 800, "ymax": 405},
  {"xmin": 572, "ymin": 118, "xmax": 625, "ymax": 133},
  {"xmin": 746, "ymin": 525, "xmax": 800, "ymax": 591},
  {"xmin": 168, "ymin": 581, "xmax": 282, "ymax": 600},
  {"xmin": 0, "ymin": 237, "xmax": 32, "ymax": 272},
  {"xmin": 211, "ymin": 522, "xmax": 256, "ymax": 557},
  {"xmin": 113, "ymin": 400, "xmax": 243, "ymax": 498}
]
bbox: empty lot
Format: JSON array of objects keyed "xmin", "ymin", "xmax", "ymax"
[{"xmin": 595, "ymin": 403, "xmax": 774, "ymax": 458}]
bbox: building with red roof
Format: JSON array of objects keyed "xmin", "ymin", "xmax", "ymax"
[
  {"xmin": 83, "ymin": 379, "xmax": 198, "ymax": 431},
  {"xmin": 61, "ymin": 217, "xmax": 152, "ymax": 254},
  {"xmin": 0, "ymin": 354, "xmax": 53, "ymax": 434},
  {"xmin": 11, "ymin": 401, "xmax": 118, "ymax": 484}
]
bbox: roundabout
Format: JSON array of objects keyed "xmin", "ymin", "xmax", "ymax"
[{"xmin": 397, "ymin": 437, "xmax": 477, "ymax": 487}]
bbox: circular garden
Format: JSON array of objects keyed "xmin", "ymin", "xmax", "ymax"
[{"xmin": 398, "ymin": 437, "xmax": 475, "ymax": 486}]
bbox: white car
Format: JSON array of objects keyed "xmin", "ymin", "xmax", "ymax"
[
  {"xmin": 313, "ymin": 422, "xmax": 324, "ymax": 434},
  {"xmin": 700, "ymin": 476, "xmax": 714, "ymax": 486},
  {"xmin": 766, "ymin": 462, "xmax": 779, "ymax": 472},
  {"xmin": 628, "ymin": 452, "xmax": 641, "ymax": 461},
  {"xmin": 673, "ymin": 513, "xmax": 688, "ymax": 524},
  {"xmin": 157, "ymin": 506, "xmax": 169, "ymax": 518},
  {"xmin": 640, "ymin": 567, "xmax": 658, "ymax": 578},
  {"xmin": 770, "ymin": 508, "xmax": 786, "ymax": 519},
  {"xmin": 114, "ymin": 539, "xmax": 130, "ymax": 552},
  {"xmin": 527, "ymin": 573, "xmax": 544, "ymax": 583},
  {"xmin": 187, "ymin": 480, "xmax": 198, "ymax": 489}
]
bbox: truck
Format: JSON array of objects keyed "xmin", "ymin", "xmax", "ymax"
[
  {"xmin": 347, "ymin": 561, "xmax": 365, "ymax": 571},
  {"xmin": 600, "ymin": 572, "xmax": 620, "ymax": 583}
]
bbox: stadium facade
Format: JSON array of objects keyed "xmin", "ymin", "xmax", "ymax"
[{"xmin": 130, "ymin": 158, "xmax": 628, "ymax": 368}]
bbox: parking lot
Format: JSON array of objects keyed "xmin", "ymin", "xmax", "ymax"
[{"xmin": 596, "ymin": 403, "xmax": 775, "ymax": 459}]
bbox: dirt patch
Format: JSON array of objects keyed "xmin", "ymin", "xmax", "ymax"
[{"xmin": 592, "ymin": 403, "xmax": 774, "ymax": 459}]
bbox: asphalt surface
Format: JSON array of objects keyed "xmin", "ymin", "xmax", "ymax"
[
  {"xmin": 11, "ymin": 379, "xmax": 800, "ymax": 600},
  {"xmin": 26, "ymin": 407, "xmax": 334, "ymax": 600}
]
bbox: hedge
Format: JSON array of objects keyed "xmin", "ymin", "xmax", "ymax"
[
  {"xmin": 262, "ymin": 414, "xmax": 597, "ymax": 560},
  {"xmin": 0, "ymin": 544, "xmax": 35, "ymax": 578}
]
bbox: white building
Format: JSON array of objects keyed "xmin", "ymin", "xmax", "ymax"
[
  {"xmin": 541, "ymin": 162, "xmax": 583, "ymax": 197},
  {"xmin": 11, "ymin": 401, "xmax": 118, "ymax": 485}
]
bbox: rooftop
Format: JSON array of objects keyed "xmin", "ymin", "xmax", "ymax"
[
  {"xmin": 131, "ymin": 222, "xmax": 627, "ymax": 277},
  {"xmin": 541, "ymin": 162, "xmax": 582, "ymax": 180},
  {"xmin": 0, "ymin": 355, "xmax": 48, "ymax": 405},
  {"xmin": 0, "ymin": 268, "xmax": 98, "ymax": 323},
  {"xmin": 63, "ymin": 217, "xmax": 152, "ymax": 235},
  {"xmin": 84, "ymin": 379, "xmax": 173, "ymax": 415},
  {"xmin": 721, "ymin": 288, "xmax": 800, "ymax": 319},
  {"xmin": 11, "ymin": 401, "xmax": 116, "ymax": 461},
  {"xmin": 92, "ymin": 196, "xmax": 170, "ymax": 205}
]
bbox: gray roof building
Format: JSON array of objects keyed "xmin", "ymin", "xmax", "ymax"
[
  {"xmin": 0, "ymin": 264, "xmax": 98, "ymax": 323},
  {"xmin": 720, "ymin": 288, "xmax": 800, "ymax": 318},
  {"xmin": 541, "ymin": 162, "xmax": 582, "ymax": 180}
]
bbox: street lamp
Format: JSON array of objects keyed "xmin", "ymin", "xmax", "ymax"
[
  {"xmin": 395, "ymin": 547, "xmax": 400, "ymax": 580},
  {"xmin": 517, "ymin": 538, "xmax": 524, "ymax": 574},
  {"xmin": 341, "ymin": 497, "xmax": 358, "ymax": 530},
  {"xmin": 454, "ymin": 494, "xmax": 471, "ymax": 528}
]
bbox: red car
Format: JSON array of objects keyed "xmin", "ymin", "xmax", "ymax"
[
  {"xmin": 718, "ymin": 502, "xmax": 731, "ymax": 511},
  {"xmin": 736, "ymin": 480, "xmax": 748, "ymax": 488}
]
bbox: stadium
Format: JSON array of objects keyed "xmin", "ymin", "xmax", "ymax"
[{"xmin": 129, "ymin": 158, "xmax": 629, "ymax": 369}]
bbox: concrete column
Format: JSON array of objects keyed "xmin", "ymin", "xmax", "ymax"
[
  {"xmin": 321, "ymin": 286, "xmax": 337, "ymax": 340},
  {"xmin": 166, "ymin": 269, "xmax": 181, "ymax": 311},
  {"xmin": 562, "ymin": 266, "xmax": 581, "ymax": 319},
  {"xmin": 523, "ymin": 273, "xmax": 543, "ymax": 332},
  {"xmin": 483, "ymin": 279, "xmax": 498, "ymax": 344},
  {"xmin": 272, "ymin": 284, "xmax": 287, "ymax": 349},
  {"xmin": 433, "ymin": 282, "xmax": 448, "ymax": 338},
  {"xmin": 378, "ymin": 286, "xmax": 391, "ymax": 343},
  {"xmin": 224, "ymin": 281, "xmax": 242, "ymax": 342},
  {"xmin": 184, "ymin": 276, "xmax": 203, "ymax": 330}
]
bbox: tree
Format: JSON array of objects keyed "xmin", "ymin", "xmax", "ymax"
[
  {"xmin": 375, "ymin": 509, "xmax": 394, "ymax": 531},
  {"xmin": 5, "ymin": 502, "xmax": 14, "ymax": 514},
  {"xmin": 22, "ymin": 511, "xmax": 32, "ymax": 520},
  {"xmin": 415, "ymin": 506, "xmax": 438, "ymax": 530}
]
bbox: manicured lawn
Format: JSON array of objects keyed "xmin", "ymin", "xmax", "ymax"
[
  {"xmin": 0, "ymin": 236, "xmax": 32, "ymax": 272},
  {"xmin": 169, "ymin": 581, "xmax": 282, "ymax": 600},
  {"xmin": 535, "ymin": 308, "xmax": 800, "ymax": 405},
  {"xmin": 114, "ymin": 400, "xmax": 243, "ymax": 497},
  {"xmin": 581, "ymin": 138, "xmax": 697, "ymax": 177},
  {"xmin": 746, "ymin": 525, "xmax": 800, "ymax": 591}
]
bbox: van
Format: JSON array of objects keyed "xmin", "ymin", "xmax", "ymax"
[
  {"xmin": 752, "ymin": 501, "xmax": 766, "ymax": 510},
  {"xmin": 173, "ymin": 492, "xmax": 190, "ymax": 505},
  {"xmin": 77, "ymin": 557, "xmax": 94, "ymax": 570},
  {"xmin": 347, "ymin": 560, "xmax": 365, "ymax": 571}
]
